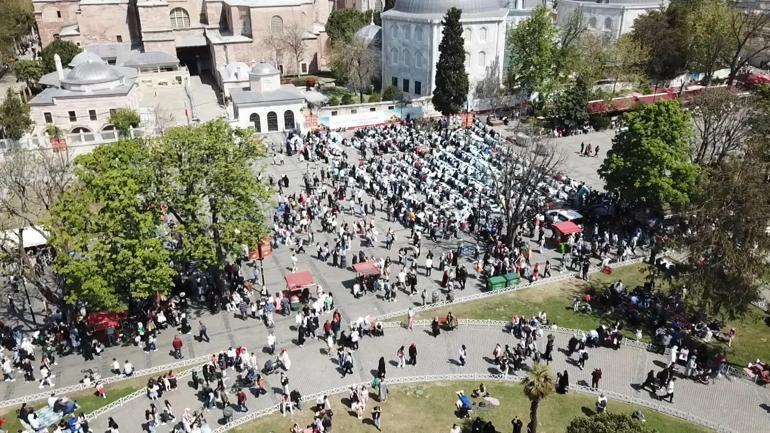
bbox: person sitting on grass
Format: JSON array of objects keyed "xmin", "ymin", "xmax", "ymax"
[{"xmin": 471, "ymin": 383, "xmax": 489, "ymax": 398}]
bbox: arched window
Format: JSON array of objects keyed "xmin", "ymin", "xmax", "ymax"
[
  {"xmin": 479, "ymin": 27, "xmax": 488, "ymax": 42},
  {"xmin": 170, "ymin": 8, "xmax": 190, "ymax": 30},
  {"xmin": 402, "ymin": 48, "xmax": 409, "ymax": 67},
  {"xmin": 283, "ymin": 110, "xmax": 295, "ymax": 130},
  {"xmin": 464, "ymin": 51, "xmax": 471, "ymax": 70},
  {"xmin": 390, "ymin": 48, "xmax": 399, "ymax": 65},
  {"xmin": 415, "ymin": 26, "xmax": 423, "ymax": 42},
  {"xmin": 464, "ymin": 28, "xmax": 472, "ymax": 43},
  {"xmin": 270, "ymin": 16, "xmax": 283, "ymax": 34},
  {"xmin": 604, "ymin": 17, "xmax": 613, "ymax": 30},
  {"xmin": 250, "ymin": 113, "xmax": 261, "ymax": 132},
  {"xmin": 267, "ymin": 111, "xmax": 278, "ymax": 131},
  {"xmin": 588, "ymin": 17, "xmax": 597, "ymax": 29},
  {"xmin": 414, "ymin": 51, "xmax": 422, "ymax": 69},
  {"xmin": 478, "ymin": 51, "xmax": 486, "ymax": 67},
  {"xmin": 71, "ymin": 126, "xmax": 92, "ymax": 134}
]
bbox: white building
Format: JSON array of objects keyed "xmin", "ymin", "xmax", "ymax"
[
  {"xmin": 229, "ymin": 63, "xmax": 306, "ymax": 133},
  {"xmin": 507, "ymin": 0, "xmax": 546, "ymax": 26},
  {"xmin": 557, "ymin": 0, "xmax": 668, "ymax": 40},
  {"xmin": 380, "ymin": 0, "xmax": 510, "ymax": 102}
]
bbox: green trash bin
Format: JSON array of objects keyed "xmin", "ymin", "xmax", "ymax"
[
  {"xmin": 488, "ymin": 276, "xmax": 507, "ymax": 291},
  {"xmin": 504, "ymin": 273, "xmax": 521, "ymax": 287}
]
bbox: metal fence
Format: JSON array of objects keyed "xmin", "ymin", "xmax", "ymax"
[{"xmin": 212, "ymin": 372, "xmax": 736, "ymax": 433}]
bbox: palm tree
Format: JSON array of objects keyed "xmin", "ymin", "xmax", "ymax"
[{"xmin": 523, "ymin": 364, "xmax": 555, "ymax": 433}]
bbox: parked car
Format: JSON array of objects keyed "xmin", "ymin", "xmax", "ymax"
[{"xmin": 544, "ymin": 209, "xmax": 584, "ymax": 226}]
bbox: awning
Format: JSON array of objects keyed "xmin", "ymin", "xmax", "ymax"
[
  {"xmin": 352, "ymin": 261, "xmax": 380, "ymax": 276},
  {"xmin": 86, "ymin": 311, "xmax": 126, "ymax": 332},
  {"xmin": 285, "ymin": 271, "xmax": 313, "ymax": 290},
  {"xmin": 1, "ymin": 227, "xmax": 49, "ymax": 249},
  {"xmin": 552, "ymin": 221, "xmax": 582, "ymax": 237}
]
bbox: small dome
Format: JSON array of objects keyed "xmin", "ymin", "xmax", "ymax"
[
  {"xmin": 64, "ymin": 61, "xmax": 122, "ymax": 84},
  {"xmin": 250, "ymin": 62, "xmax": 280, "ymax": 77},
  {"xmin": 355, "ymin": 24, "xmax": 382, "ymax": 50},
  {"xmin": 68, "ymin": 51, "xmax": 105, "ymax": 68},
  {"xmin": 392, "ymin": 0, "xmax": 507, "ymax": 14}
]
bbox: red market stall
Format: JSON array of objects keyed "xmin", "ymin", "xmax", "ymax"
[
  {"xmin": 86, "ymin": 311, "xmax": 126, "ymax": 332},
  {"xmin": 285, "ymin": 271, "xmax": 314, "ymax": 294},
  {"xmin": 551, "ymin": 221, "xmax": 582, "ymax": 241},
  {"xmin": 352, "ymin": 261, "xmax": 381, "ymax": 277}
]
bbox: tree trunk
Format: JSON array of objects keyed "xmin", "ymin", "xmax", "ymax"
[
  {"xmin": 527, "ymin": 397, "xmax": 540, "ymax": 433},
  {"xmin": 208, "ymin": 196, "xmax": 227, "ymax": 303}
]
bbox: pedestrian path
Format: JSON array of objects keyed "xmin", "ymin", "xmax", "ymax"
[{"xmin": 84, "ymin": 323, "xmax": 770, "ymax": 433}]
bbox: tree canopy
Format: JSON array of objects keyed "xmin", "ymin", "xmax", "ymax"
[
  {"xmin": 598, "ymin": 100, "xmax": 701, "ymax": 212},
  {"xmin": 566, "ymin": 413, "xmax": 658, "ymax": 433},
  {"xmin": 149, "ymin": 119, "xmax": 271, "ymax": 294},
  {"xmin": 49, "ymin": 140, "xmax": 175, "ymax": 311},
  {"xmin": 631, "ymin": 7, "xmax": 691, "ymax": 83},
  {"xmin": 507, "ymin": 6, "xmax": 557, "ymax": 98},
  {"xmin": 432, "ymin": 7, "xmax": 469, "ymax": 116},
  {"xmin": 325, "ymin": 8, "xmax": 372, "ymax": 46},
  {"xmin": 14, "ymin": 59, "xmax": 44, "ymax": 90},
  {"xmin": 109, "ymin": 108, "xmax": 141, "ymax": 136},
  {"xmin": 0, "ymin": 0, "xmax": 34, "ymax": 61},
  {"xmin": 0, "ymin": 88, "xmax": 32, "ymax": 140},
  {"xmin": 40, "ymin": 40, "xmax": 82, "ymax": 74}
]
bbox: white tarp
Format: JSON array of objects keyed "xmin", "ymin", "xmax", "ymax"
[{"xmin": 1, "ymin": 227, "xmax": 49, "ymax": 249}]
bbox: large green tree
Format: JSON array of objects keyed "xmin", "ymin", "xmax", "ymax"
[
  {"xmin": 524, "ymin": 364, "xmax": 555, "ymax": 433},
  {"xmin": 149, "ymin": 120, "xmax": 271, "ymax": 296},
  {"xmin": 507, "ymin": 6, "xmax": 557, "ymax": 99},
  {"xmin": 676, "ymin": 135, "xmax": 770, "ymax": 318},
  {"xmin": 598, "ymin": 100, "xmax": 701, "ymax": 212},
  {"xmin": 687, "ymin": 0, "xmax": 731, "ymax": 85},
  {"xmin": 49, "ymin": 140, "xmax": 175, "ymax": 311},
  {"xmin": 631, "ymin": 7, "xmax": 691, "ymax": 83},
  {"xmin": 0, "ymin": 0, "xmax": 34, "ymax": 61},
  {"xmin": 566, "ymin": 413, "xmax": 658, "ymax": 433},
  {"xmin": 432, "ymin": 7, "xmax": 468, "ymax": 116},
  {"xmin": 549, "ymin": 77, "xmax": 590, "ymax": 133},
  {"xmin": 40, "ymin": 40, "xmax": 82, "ymax": 74},
  {"xmin": 325, "ymin": 8, "xmax": 372, "ymax": 46},
  {"xmin": 14, "ymin": 60, "xmax": 44, "ymax": 92},
  {"xmin": 109, "ymin": 108, "xmax": 141, "ymax": 136},
  {"xmin": 0, "ymin": 88, "xmax": 32, "ymax": 140}
]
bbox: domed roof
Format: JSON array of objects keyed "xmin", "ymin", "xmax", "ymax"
[
  {"xmin": 64, "ymin": 61, "xmax": 122, "ymax": 84},
  {"xmin": 68, "ymin": 51, "xmax": 106, "ymax": 67},
  {"xmin": 392, "ymin": 0, "xmax": 507, "ymax": 14},
  {"xmin": 250, "ymin": 63, "xmax": 280, "ymax": 77},
  {"xmin": 354, "ymin": 24, "xmax": 382, "ymax": 50}
]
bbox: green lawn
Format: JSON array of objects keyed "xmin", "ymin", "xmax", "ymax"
[
  {"xmin": 236, "ymin": 381, "xmax": 710, "ymax": 433},
  {"xmin": 405, "ymin": 264, "xmax": 770, "ymax": 368},
  {"xmin": 0, "ymin": 380, "xmax": 143, "ymax": 432}
]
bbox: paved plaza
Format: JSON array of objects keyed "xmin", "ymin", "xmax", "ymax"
[{"xmin": 2, "ymin": 129, "xmax": 768, "ymax": 433}]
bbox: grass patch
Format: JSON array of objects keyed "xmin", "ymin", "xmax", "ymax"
[
  {"xmin": 235, "ymin": 381, "xmax": 710, "ymax": 433},
  {"xmin": 0, "ymin": 379, "xmax": 144, "ymax": 432},
  {"xmin": 404, "ymin": 263, "xmax": 770, "ymax": 368}
]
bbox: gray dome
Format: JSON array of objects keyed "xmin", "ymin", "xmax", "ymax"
[
  {"xmin": 249, "ymin": 62, "xmax": 280, "ymax": 76},
  {"xmin": 354, "ymin": 24, "xmax": 382, "ymax": 50},
  {"xmin": 392, "ymin": 0, "xmax": 507, "ymax": 14},
  {"xmin": 68, "ymin": 51, "xmax": 105, "ymax": 67},
  {"xmin": 64, "ymin": 61, "xmax": 122, "ymax": 84}
]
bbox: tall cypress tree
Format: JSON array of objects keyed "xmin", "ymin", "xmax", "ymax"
[{"xmin": 432, "ymin": 7, "xmax": 469, "ymax": 116}]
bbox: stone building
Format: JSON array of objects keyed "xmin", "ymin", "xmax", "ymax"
[
  {"xmin": 33, "ymin": 0, "xmax": 334, "ymax": 77},
  {"xmin": 30, "ymin": 52, "xmax": 140, "ymax": 139},
  {"xmin": 229, "ymin": 63, "xmax": 306, "ymax": 133},
  {"xmin": 380, "ymin": 0, "xmax": 510, "ymax": 102},
  {"xmin": 556, "ymin": 0, "xmax": 668, "ymax": 40}
]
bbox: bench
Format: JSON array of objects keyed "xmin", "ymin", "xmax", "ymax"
[{"xmin": 436, "ymin": 316, "xmax": 458, "ymax": 331}]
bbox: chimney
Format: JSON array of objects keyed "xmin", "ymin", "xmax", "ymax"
[{"xmin": 54, "ymin": 54, "xmax": 64, "ymax": 80}]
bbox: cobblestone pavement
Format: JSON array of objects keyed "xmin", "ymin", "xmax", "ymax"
[{"xmin": 81, "ymin": 323, "xmax": 769, "ymax": 433}]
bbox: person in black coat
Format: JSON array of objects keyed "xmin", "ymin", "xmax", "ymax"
[{"xmin": 377, "ymin": 357, "xmax": 386, "ymax": 378}]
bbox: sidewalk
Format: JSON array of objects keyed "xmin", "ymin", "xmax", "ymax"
[{"xmin": 85, "ymin": 324, "xmax": 770, "ymax": 433}]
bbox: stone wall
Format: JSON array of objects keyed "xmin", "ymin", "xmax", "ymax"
[{"xmin": 31, "ymin": 86, "xmax": 140, "ymax": 134}]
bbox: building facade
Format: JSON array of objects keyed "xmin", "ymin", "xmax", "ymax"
[
  {"xmin": 30, "ymin": 52, "xmax": 140, "ymax": 138},
  {"xmin": 33, "ymin": 0, "xmax": 334, "ymax": 77},
  {"xmin": 556, "ymin": 0, "xmax": 668, "ymax": 40},
  {"xmin": 380, "ymin": 0, "xmax": 509, "ymax": 103},
  {"xmin": 229, "ymin": 63, "xmax": 306, "ymax": 133}
]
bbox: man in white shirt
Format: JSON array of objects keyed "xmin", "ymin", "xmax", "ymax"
[
  {"xmin": 123, "ymin": 360, "xmax": 134, "ymax": 376},
  {"xmin": 47, "ymin": 393, "xmax": 58, "ymax": 409},
  {"xmin": 267, "ymin": 332, "xmax": 276, "ymax": 355}
]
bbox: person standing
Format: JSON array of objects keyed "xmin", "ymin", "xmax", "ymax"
[
  {"xmin": 543, "ymin": 260, "xmax": 552, "ymax": 278},
  {"xmin": 172, "ymin": 335, "xmax": 184, "ymax": 359},
  {"xmin": 236, "ymin": 388, "xmax": 247, "ymax": 412},
  {"xmin": 458, "ymin": 345, "xmax": 467, "ymax": 367},
  {"xmin": 511, "ymin": 416, "xmax": 523, "ymax": 433},
  {"xmin": 591, "ymin": 368, "xmax": 602, "ymax": 389},
  {"xmin": 107, "ymin": 417, "xmax": 119, "ymax": 433},
  {"xmin": 372, "ymin": 406, "xmax": 382, "ymax": 431},
  {"xmin": 280, "ymin": 373, "xmax": 290, "ymax": 395},
  {"xmin": 408, "ymin": 343, "xmax": 417, "ymax": 366},
  {"xmin": 198, "ymin": 322, "xmax": 209, "ymax": 343},
  {"xmin": 377, "ymin": 357, "xmax": 386, "ymax": 378},
  {"xmin": 577, "ymin": 348, "xmax": 588, "ymax": 370},
  {"xmin": 397, "ymin": 346, "xmax": 406, "ymax": 368},
  {"xmin": 425, "ymin": 255, "xmax": 433, "ymax": 276},
  {"xmin": 267, "ymin": 332, "xmax": 276, "ymax": 355},
  {"xmin": 660, "ymin": 378, "xmax": 675, "ymax": 402}
]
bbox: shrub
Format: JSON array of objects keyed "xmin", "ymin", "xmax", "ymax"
[
  {"xmin": 341, "ymin": 94, "xmax": 354, "ymax": 105},
  {"xmin": 328, "ymin": 97, "xmax": 340, "ymax": 106}
]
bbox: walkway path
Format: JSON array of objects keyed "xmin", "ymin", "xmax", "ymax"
[{"xmin": 83, "ymin": 322, "xmax": 769, "ymax": 433}]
